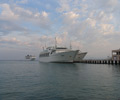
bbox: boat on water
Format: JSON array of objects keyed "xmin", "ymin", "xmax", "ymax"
[
  {"xmin": 25, "ymin": 55, "xmax": 36, "ymax": 61},
  {"xmin": 74, "ymin": 51, "xmax": 87, "ymax": 62},
  {"xmin": 39, "ymin": 46, "xmax": 79, "ymax": 63}
]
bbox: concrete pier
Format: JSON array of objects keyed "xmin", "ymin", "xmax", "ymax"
[
  {"xmin": 78, "ymin": 60, "xmax": 120, "ymax": 65},
  {"xmin": 77, "ymin": 48, "xmax": 120, "ymax": 65}
]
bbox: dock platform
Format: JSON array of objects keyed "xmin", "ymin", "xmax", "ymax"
[{"xmin": 77, "ymin": 60, "xmax": 120, "ymax": 65}]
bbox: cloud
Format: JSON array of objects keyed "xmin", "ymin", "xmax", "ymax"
[
  {"xmin": 0, "ymin": 37, "xmax": 20, "ymax": 44},
  {"xmin": 55, "ymin": 0, "xmax": 120, "ymax": 58},
  {"xmin": 0, "ymin": 4, "xmax": 19, "ymax": 20},
  {"xmin": 11, "ymin": 5, "xmax": 50, "ymax": 28},
  {"xmin": 57, "ymin": 0, "xmax": 71, "ymax": 12},
  {"xmin": 0, "ymin": 0, "xmax": 120, "ymax": 60},
  {"xmin": 16, "ymin": 0, "xmax": 28, "ymax": 4},
  {"xmin": 99, "ymin": 24, "xmax": 114, "ymax": 35},
  {"xmin": 95, "ymin": 11, "xmax": 113, "ymax": 23},
  {"xmin": 0, "ymin": 3, "xmax": 51, "ymax": 36},
  {"xmin": 63, "ymin": 11, "xmax": 79, "ymax": 24},
  {"xmin": 93, "ymin": 0, "xmax": 119, "ymax": 12},
  {"xmin": 0, "ymin": 20, "xmax": 27, "ymax": 35}
]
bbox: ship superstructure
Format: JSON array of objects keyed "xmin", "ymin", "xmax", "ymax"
[
  {"xmin": 25, "ymin": 55, "xmax": 36, "ymax": 61},
  {"xmin": 39, "ymin": 46, "xmax": 79, "ymax": 63}
]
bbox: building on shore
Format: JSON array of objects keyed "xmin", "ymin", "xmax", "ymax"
[{"xmin": 112, "ymin": 49, "xmax": 120, "ymax": 61}]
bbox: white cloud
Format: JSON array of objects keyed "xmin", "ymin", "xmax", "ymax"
[
  {"xmin": 86, "ymin": 18, "xmax": 96, "ymax": 27},
  {"xmin": 0, "ymin": 3, "xmax": 51, "ymax": 31},
  {"xmin": 0, "ymin": 4, "xmax": 19, "ymax": 20},
  {"xmin": 0, "ymin": 20, "xmax": 27, "ymax": 35},
  {"xmin": 93, "ymin": 0, "xmax": 119, "ymax": 11},
  {"xmin": 96, "ymin": 11, "xmax": 113, "ymax": 23},
  {"xmin": 56, "ymin": 0, "xmax": 120, "ymax": 58},
  {"xmin": 63, "ymin": 11, "xmax": 79, "ymax": 24},
  {"xmin": 1, "ymin": 0, "xmax": 120, "ymax": 59},
  {"xmin": 100, "ymin": 24, "xmax": 114, "ymax": 35},
  {"xmin": 16, "ymin": 0, "xmax": 28, "ymax": 4},
  {"xmin": 64, "ymin": 11, "xmax": 79, "ymax": 19},
  {"xmin": 0, "ymin": 37, "xmax": 21, "ymax": 45},
  {"xmin": 42, "ymin": 11, "xmax": 48, "ymax": 17},
  {"xmin": 57, "ymin": 0, "xmax": 71, "ymax": 12},
  {"xmin": 13, "ymin": 6, "xmax": 33, "ymax": 17}
]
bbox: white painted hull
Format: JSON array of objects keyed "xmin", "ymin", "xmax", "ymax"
[
  {"xmin": 39, "ymin": 50, "xmax": 79, "ymax": 63},
  {"xmin": 74, "ymin": 52, "xmax": 87, "ymax": 62},
  {"xmin": 25, "ymin": 54, "xmax": 36, "ymax": 61},
  {"xmin": 30, "ymin": 57, "xmax": 36, "ymax": 61}
]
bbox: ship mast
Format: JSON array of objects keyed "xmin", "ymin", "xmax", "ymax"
[
  {"xmin": 55, "ymin": 37, "xmax": 57, "ymax": 48},
  {"xmin": 70, "ymin": 41, "xmax": 72, "ymax": 49}
]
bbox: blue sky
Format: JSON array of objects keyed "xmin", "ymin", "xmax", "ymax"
[{"xmin": 0, "ymin": 0, "xmax": 120, "ymax": 60}]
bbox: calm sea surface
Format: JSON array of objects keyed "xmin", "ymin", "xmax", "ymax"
[{"xmin": 0, "ymin": 61, "xmax": 120, "ymax": 100}]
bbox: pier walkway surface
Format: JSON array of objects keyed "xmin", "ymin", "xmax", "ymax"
[{"xmin": 77, "ymin": 59, "xmax": 120, "ymax": 65}]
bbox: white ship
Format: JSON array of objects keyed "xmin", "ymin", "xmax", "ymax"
[
  {"xmin": 74, "ymin": 51, "xmax": 87, "ymax": 62},
  {"xmin": 39, "ymin": 46, "xmax": 79, "ymax": 63},
  {"xmin": 25, "ymin": 55, "xmax": 36, "ymax": 61}
]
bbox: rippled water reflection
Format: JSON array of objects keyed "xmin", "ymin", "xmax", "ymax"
[{"xmin": 0, "ymin": 61, "xmax": 120, "ymax": 100}]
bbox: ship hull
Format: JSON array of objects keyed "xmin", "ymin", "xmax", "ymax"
[
  {"xmin": 39, "ymin": 50, "xmax": 79, "ymax": 63},
  {"xmin": 30, "ymin": 57, "xmax": 36, "ymax": 61}
]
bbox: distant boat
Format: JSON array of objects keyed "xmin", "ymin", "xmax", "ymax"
[
  {"xmin": 25, "ymin": 55, "xmax": 36, "ymax": 61},
  {"xmin": 74, "ymin": 51, "xmax": 87, "ymax": 62},
  {"xmin": 39, "ymin": 46, "xmax": 79, "ymax": 63}
]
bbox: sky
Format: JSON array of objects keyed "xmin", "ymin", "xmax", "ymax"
[{"xmin": 0, "ymin": 0, "xmax": 120, "ymax": 60}]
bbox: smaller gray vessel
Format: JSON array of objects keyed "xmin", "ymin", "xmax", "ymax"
[
  {"xmin": 25, "ymin": 55, "xmax": 36, "ymax": 61},
  {"xmin": 74, "ymin": 51, "xmax": 87, "ymax": 62}
]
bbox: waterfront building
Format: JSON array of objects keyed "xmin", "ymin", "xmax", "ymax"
[{"xmin": 112, "ymin": 49, "xmax": 120, "ymax": 61}]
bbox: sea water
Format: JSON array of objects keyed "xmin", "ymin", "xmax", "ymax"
[{"xmin": 0, "ymin": 61, "xmax": 120, "ymax": 100}]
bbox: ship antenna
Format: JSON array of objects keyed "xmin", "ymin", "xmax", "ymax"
[
  {"xmin": 55, "ymin": 37, "xmax": 57, "ymax": 48},
  {"xmin": 43, "ymin": 47, "xmax": 44, "ymax": 50},
  {"xmin": 45, "ymin": 43, "xmax": 46, "ymax": 49}
]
